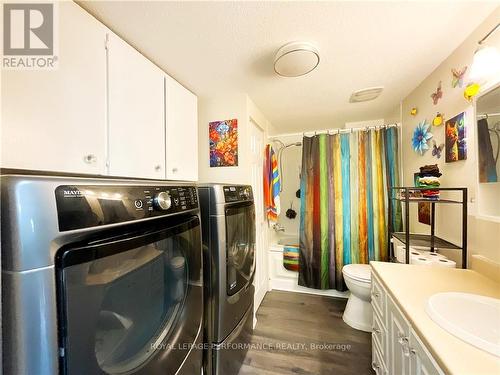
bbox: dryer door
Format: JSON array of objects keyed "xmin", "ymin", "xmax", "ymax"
[
  {"xmin": 225, "ymin": 202, "xmax": 256, "ymax": 296},
  {"xmin": 56, "ymin": 215, "xmax": 202, "ymax": 375}
]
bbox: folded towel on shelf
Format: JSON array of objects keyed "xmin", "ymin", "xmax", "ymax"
[
  {"xmin": 422, "ymin": 190, "xmax": 440, "ymax": 199},
  {"xmin": 418, "ymin": 176, "xmax": 441, "ymax": 186},
  {"xmin": 418, "ymin": 164, "xmax": 442, "ymax": 177},
  {"xmin": 416, "ymin": 165, "xmax": 441, "ymax": 198}
]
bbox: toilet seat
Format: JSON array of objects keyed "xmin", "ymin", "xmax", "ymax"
[{"xmin": 342, "ymin": 264, "xmax": 371, "ymax": 283}]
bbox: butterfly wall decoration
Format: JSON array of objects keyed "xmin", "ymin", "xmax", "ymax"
[
  {"xmin": 432, "ymin": 140, "xmax": 444, "ymax": 159},
  {"xmin": 464, "ymin": 83, "xmax": 480, "ymax": 102},
  {"xmin": 432, "ymin": 113, "xmax": 444, "ymax": 127},
  {"xmin": 431, "ymin": 81, "xmax": 443, "ymax": 105},
  {"xmin": 451, "ymin": 66, "xmax": 467, "ymax": 88}
]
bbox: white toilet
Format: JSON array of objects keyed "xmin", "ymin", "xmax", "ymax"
[{"xmin": 342, "ymin": 264, "xmax": 372, "ymax": 332}]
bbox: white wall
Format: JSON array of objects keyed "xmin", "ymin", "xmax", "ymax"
[
  {"xmin": 197, "ymin": 93, "xmax": 277, "ymax": 184},
  {"xmin": 198, "ymin": 93, "xmax": 249, "ymax": 184},
  {"xmin": 197, "ymin": 93, "xmax": 275, "ymax": 312},
  {"xmin": 345, "ymin": 119, "xmax": 384, "ymax": 128},
  {"xmin": 401, "ymin": 7, "xmax": 500, "ymax": 280}
]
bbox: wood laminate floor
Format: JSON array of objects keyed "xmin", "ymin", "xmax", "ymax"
[{"xmin": 239, "ymin": 291, "xmax": 373, "ymax": 375}]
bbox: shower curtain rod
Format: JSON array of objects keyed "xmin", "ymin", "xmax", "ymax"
[
  {"xmin": 270, "ymin": 123, "xmax": 400, "ymax": 139},
  {"xmin": 477, "ymin": 112, "xmax": 500, "ymax": 118}
]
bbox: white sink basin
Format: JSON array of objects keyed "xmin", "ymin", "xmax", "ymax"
[{"xmin": 426, "ymin": 292, "xmax": 500, "ymax": 357}]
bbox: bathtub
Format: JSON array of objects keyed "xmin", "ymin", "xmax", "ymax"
[{"xmin": 268, "ymin": 233, "xmax": 347, "ymax": 298}]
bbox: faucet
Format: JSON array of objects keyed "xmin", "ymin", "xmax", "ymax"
[{"xmin": 273, "ymin": 223, "xmax": 285, "ymax": 233}]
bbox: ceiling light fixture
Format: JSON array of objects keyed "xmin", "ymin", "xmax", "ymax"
[
  {"xmin": 469, "ymin": 23, "xmax": 500, "ymax": 82},
  {"xmin": 349, "ymin": 87, "xmax": 384, "ymax": 103},
  {"xmin": 274, "ymin": 41, "xmax": 320, "ymax": 77}
]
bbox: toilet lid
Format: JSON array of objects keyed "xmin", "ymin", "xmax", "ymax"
[{"xmin": 342, "ymin": 264, "xmax": 371, "ymax": 282}]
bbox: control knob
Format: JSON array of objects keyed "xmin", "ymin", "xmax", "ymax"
[{"xmin": 154, "ymin": 191, "xmax": 172, "ymax": 210}]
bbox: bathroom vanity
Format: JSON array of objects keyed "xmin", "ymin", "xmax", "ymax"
[{"xmin": 370, "ymin": 262, "xmax": 500, "ymax": 375}]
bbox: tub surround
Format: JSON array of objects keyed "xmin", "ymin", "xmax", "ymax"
[{"xmin": 371, "ymin": 261, "xmax": 500, "ymax": 375}]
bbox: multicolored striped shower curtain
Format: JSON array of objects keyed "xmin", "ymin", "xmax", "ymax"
[{"xmin": 298, "ymin": 127, "xmax": 402, "ymax": 291}]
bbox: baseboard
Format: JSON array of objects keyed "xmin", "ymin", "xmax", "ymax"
[{"xmin": 270, "ymin": 278, "xmax": 348, "ymax": 299}]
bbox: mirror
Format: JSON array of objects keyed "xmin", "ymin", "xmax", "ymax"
[{"xmin": 476, "ymin": 85, "xmax": 500, "ymax": 183}]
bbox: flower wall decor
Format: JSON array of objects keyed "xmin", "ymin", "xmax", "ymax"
[{"xmin": 412, "ymin": 120, "xmax": 433, "ymax": 155}]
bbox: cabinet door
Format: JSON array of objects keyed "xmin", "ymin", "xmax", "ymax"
[
  {"xmin": 1, "ymin": 2, "xmax": 107, "ymax": 174},
  {"xmin": 165, "ymin": 75, "xmax": 198, "ymax": 181},
  {"xmin": 387, "ymin": 296, "xmax": 411, "ymax": 375},
  {"xmin": 409, "ymin": 329, "xmax": 444, "ymax": 375},
  {"xmin": 107, "ymin": 33, "xmax": 165, "ymax": 179}
]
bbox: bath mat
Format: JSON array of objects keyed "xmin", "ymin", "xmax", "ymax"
[{"xmin": 283, "ymin": 245, "xmax": 299, "ymax": 272}]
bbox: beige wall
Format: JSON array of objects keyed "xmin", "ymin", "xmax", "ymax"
[
  {"xmin": 198, "ymin": 93, "xmax": 249, "ymax": 184},
  {"xmin": 197, "ymin": 93, "xmax": 275, "ymax": 184},
  {"xmin": 401, "ymin": 7, "xmax": 500, "ymax": 277}
]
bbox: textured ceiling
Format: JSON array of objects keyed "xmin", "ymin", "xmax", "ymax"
[{"xmin": 79, "ymin": 1, "xmax": 498, "ymax": 132}]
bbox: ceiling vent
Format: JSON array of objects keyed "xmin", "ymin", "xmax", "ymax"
[{"xmin": 349, "ymin": 87, "xmax": 384, "ymax": 103}]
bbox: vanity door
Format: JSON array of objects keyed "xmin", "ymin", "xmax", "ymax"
[
  {"xmin": 409, "ymin": 329, "xmax": 444, "ymax": 375},
  {"xmin": 387, "ymin": 296, "xmax": 411, "ymax": 375}
]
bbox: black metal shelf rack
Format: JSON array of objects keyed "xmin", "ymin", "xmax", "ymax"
[{"xmin": 389, "ymin": 187, "xmax": 468, "ymax": 269}]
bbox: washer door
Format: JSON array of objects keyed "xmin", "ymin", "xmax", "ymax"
[
  {"xmin": 224, "ymin": 202, "xmax": 256, "ymax": 296},
  {"xmin": 56, "ymin": 215, "xmax": 202, "ymax": 375}
]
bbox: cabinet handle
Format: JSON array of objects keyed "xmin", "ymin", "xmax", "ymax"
[
  {"xmin": 372, "ymin": 361, "xmax": 380, "ymax": 371},
  {"xmin": 154, "ymin": 165, "xmax": 162, "ymax": 172},
  {"xmin": 83, "ymin": 154, "xmax": 97, "ymax": 164},
  {"xmin": 172, "ymin": 167, "xmax": 178, "ymax": 173},
  {"xmin": 372, "ymin": 291, "xmax": 380, "ymax": 298},
  {"xmin": 410, "ymin": 348, "xmax": 417, "ymax": 355}
]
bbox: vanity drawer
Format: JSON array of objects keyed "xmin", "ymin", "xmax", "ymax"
[
  {"xmin": 372, "ymin": 339, "xmax": 388, "ymax": 375},
  {"xmin": 372, "ymin": 307, "xmax": 387, "ymax": 360},
  {"xmin": 371, "ymin": 274, "xmax": 386, "ymax": 322}
]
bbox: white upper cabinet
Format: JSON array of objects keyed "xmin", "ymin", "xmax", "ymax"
[
  {"xmin": 106, "ymin": 33, "xmax": 165, "ymax": 179},
  {"xmin": 1, "ymin": 2, "xmax": 107, "ymax": 174},
  {"xmin": 165, "ymin": 75, "xmax": 198, "ymax": 181}
]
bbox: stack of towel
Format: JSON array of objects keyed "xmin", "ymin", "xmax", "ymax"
[{"xmin": 417, "ymin": 164, "xmax": 441, "ymax": 199}]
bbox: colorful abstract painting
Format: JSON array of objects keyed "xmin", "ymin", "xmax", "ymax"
[
  {"xmin": 445, "ymin": 112, "xmax": 467, "ymax": 162},
  {"xmin": 209, "ymin": 119, "xmax": 238, "ymax": 167}
]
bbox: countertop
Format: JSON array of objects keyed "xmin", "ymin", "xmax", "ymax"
[{"xmin": 370, "ymin": 261, "xmax": 500, "ymax": 375}]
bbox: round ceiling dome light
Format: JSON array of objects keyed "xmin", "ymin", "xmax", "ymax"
[{"xmin": 274, "ymin": 41, "xmax": 320, "ymax": 77}]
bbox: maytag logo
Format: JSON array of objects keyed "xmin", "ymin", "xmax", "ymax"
[
  {"xmin": 2, "ymin": 2, "xmax": 59, "ymax": 70},
  {"xmin": 63, "ymin": 189, "xmax": 83, "ymax": 197}
]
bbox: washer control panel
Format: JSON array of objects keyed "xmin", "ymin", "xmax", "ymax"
[
  {"xmin": 223, "ymin": 185, "xmax": 253, "ymax": 202},
  {"xmin": 55, "ymin": 185, "xmax": 198, "ymax": 231}
]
